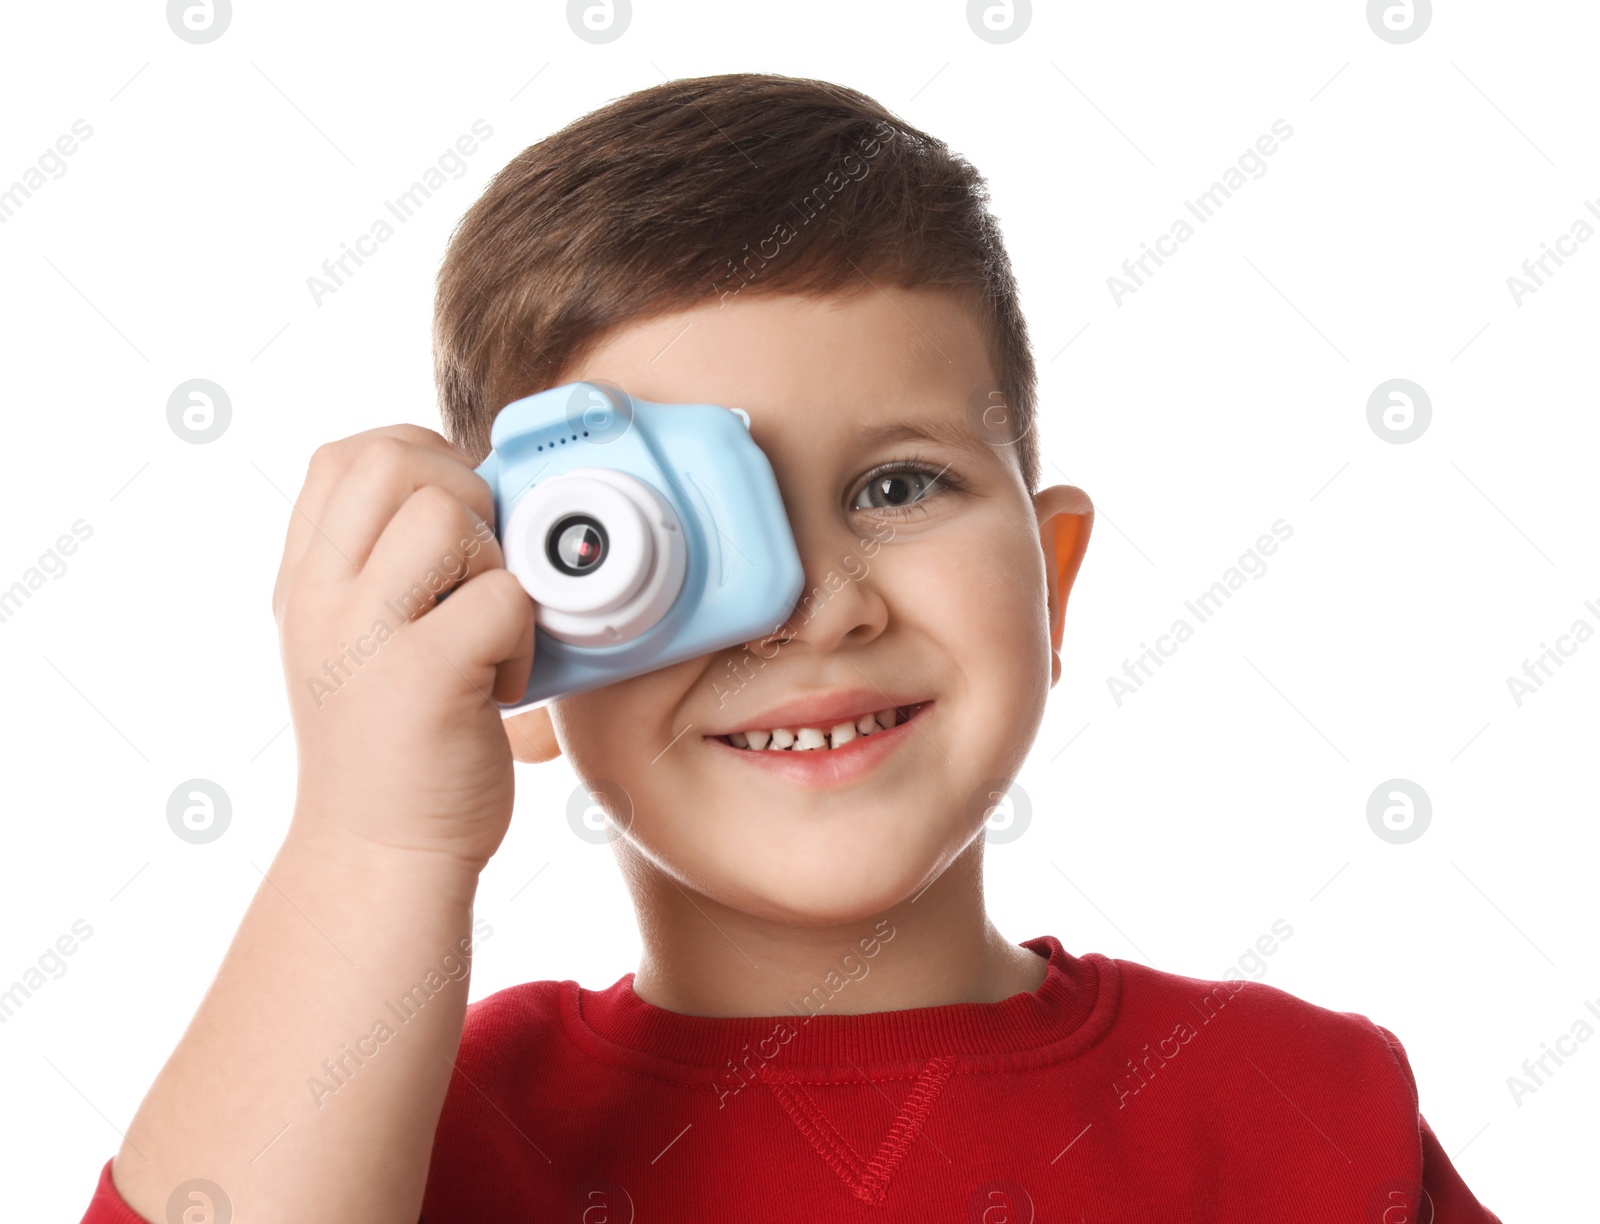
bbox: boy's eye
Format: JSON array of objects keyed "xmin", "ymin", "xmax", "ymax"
[{"xmin": 849, "ymin": 462, "xmax": 956, "ymax": 515}]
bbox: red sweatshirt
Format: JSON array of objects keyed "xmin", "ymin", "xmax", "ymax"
[{"xmin": 80, "ymin": 934, "xmax": 1500, "ymax": 1222}]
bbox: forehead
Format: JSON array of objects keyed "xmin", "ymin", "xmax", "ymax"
[{"xmin": 562, "ymin": 287, "xmax": 996, "ymax": 445}]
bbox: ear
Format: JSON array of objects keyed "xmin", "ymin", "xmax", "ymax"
[
  {"xmin": 1033, "ymin": 485, "xmax": 1094, "ymax": 687},
  {"xmin": 503, "ymin": 705, "xmax": 563, "ymax": 763}
]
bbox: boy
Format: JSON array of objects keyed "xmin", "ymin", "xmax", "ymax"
[{"xmin": 80, "ymin": 74, "xmax": 1500, "ymax": 1222}]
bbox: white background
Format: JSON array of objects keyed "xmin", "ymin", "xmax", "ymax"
[{"xmin": 1, "ymin": 1, "xmax": 1593, "ymax": 1218}]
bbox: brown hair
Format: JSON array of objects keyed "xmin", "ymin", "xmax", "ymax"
[{"xmin": 432, "ymin": 72, "xmax": 1040, "ymax": 492}]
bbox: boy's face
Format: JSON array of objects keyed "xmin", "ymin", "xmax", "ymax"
[{"xmin": 507, "ymin": 287, "xmax": 1090, "ymax": 925}]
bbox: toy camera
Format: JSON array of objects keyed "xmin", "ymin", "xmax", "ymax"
[{"xmin": 473, "ymin": 381, "xmax": 805, "ymax": 709}]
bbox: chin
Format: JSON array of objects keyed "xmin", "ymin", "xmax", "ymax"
[{"xmin": 701, "ymin": 834, "xmax": 951, "ymax": 926}]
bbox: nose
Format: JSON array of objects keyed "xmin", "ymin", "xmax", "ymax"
[{"xmin": 775, "ymin": 517, "xmax": 892, "ymax": 652}]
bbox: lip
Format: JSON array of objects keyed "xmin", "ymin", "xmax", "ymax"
[
  {"xmin": 704, "ymin": 700, "xmax": 935, "ymax": 788},
  {"xmin": 707, "ymin": 689, "xmax": 934, "ymax": 738}
]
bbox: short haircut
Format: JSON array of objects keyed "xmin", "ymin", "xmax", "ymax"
[{"xmin": 433, "ymin": 72, "xmax": 1039, "ymax": 492}]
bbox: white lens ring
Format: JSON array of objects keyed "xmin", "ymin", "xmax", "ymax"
[
  {"xmin": 507, "ymin": 475, "xmax": 647, "ymax": 613},
  {"xmin": 504, "ymin": 467, "xmax": 687, "ymax": 647}
]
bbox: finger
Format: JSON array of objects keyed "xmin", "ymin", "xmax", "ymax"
[
  {"xmin": 411, "ymin": 567, "xmax": 536, "ymax": 706},
  {"xmin": 276, "ymin": 426, "xmax": 476, "ymax": 608},
  {"xmin": 355, "ymin": 484, "xmax": 505, "ymax": 621},
  {"xmin": 297, "ymin": 436, "xmax": 495, "ymax": 592}
]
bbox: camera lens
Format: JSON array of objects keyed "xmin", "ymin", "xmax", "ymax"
[
  {"xmin": 547, "ymin": 514, "xmax": 608, "ymax": 576},
  {"xmin": 501, "ymin": 467, "xmax": 687, "ymax": 647}
]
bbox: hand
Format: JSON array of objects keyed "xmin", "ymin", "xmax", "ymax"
[{"xmin": 272, "ymin": 424, "xmax": 536, "ymax": 870}]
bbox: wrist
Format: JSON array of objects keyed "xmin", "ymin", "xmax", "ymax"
[{"xmin": 282, "ymin": 805, "xmax": 486, "ymax": 909}]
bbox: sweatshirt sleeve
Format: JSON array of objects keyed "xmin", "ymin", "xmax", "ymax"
[
  {"xmin": 1373, "ymin": 1024, "xmax": 1503, "ymax": 1223},
  {"xmin": 78, "ymin": 1159, "xmax": 150, "ymax": 1224},
  {"xmin": 79, "ymin": 1158, "xmax": 427, "ymax": 1224}
]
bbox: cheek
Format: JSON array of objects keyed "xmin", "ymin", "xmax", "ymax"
[
  {"xmin": 550, "ymin": 675, "xmax": 669, "ymax": 776},
  {"xmin": 885, "ymin": 522, "xmax": 1051, "ymax": 813},
  {"xmin": 551, "ymin": 661, "xmax": 717, "ymax": 838},
  {"xmin": 904, "ymin": 520, "xmax": 1051, "ymax": 674}
]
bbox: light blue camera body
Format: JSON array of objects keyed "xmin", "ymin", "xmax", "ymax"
[{"xmin": 474, "ymin": 381, "xmax": 804, "ymax": 709}]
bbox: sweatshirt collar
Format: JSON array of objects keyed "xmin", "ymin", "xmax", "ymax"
[{"xmin": 560, "ymin": 935, "xmax": 1120, "ymax": 1078}]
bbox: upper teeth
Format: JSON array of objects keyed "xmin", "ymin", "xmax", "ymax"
[{"xmin": 726, "ymin": 707, "xmax": 905, "ymax": 751}]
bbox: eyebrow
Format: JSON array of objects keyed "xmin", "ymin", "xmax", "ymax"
[{"xmin": 852, "ymin": 418, "xmax": 991, "ymax": 458}]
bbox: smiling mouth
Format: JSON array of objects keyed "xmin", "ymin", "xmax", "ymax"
[{"xmin": 711, "ymin": 701, "xmax": 934, "ymax": 753}]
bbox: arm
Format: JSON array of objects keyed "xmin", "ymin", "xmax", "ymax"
[
  {"xmin": 95, "ymin": 426, "xmax": 535, "ymax": 1223},
  {"xmin": 1376, "ymin": 1025, "xmax": 1504, "ymax": 1224}
]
